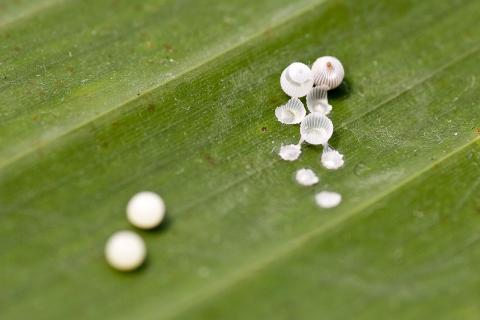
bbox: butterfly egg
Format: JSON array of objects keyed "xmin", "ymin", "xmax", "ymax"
[
  {"xmin": 280, "ymin": 62, "xmax": 314, "ymax": 98},
  {"xmin": 279, "ymin": 144, "xmax": 302, "ymax": 161},
  {"xmin": 275, "ymin": 97, "xmax": 306, "ymax": 124},
  {"xmin": 315, "ymin": 191, "xmax": 342, "ymax": 208},
  {"xmin": 127, "ymin": 191, "xmax": 166, "ymax": 229},
  {"xmin": 306, "ymin": 87, "xmax": 332, "ymax": 115},
  {"xmin": 300, "ymin": 113, "xmax": 333, "ymax": 145},
  {"xmin": 295, "ymin": 168, "xmax": 319, "ymax": 186},
  {"xmin": 321, "ymin": 145, "xmax": 344, "ymax": 170},
  {"xmin": 311, "ymin": 56, "xmax": 344, "ymax": 90},
  {"xmin": 105, "ymin": 230, "xmax": 146, "ymax": 271}
]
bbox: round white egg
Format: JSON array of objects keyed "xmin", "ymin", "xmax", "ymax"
[
  {"xmin": 105, "ymin": 230, "xmax": 146, "ymax": 271},
  {"xmin": 127, "ymin": 191, "xmax": 165, "ymax": 229}
]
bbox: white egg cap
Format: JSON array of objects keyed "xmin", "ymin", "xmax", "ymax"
[{"xmin": 280, "ymin": 62, "xmax": 314, "ymax": 98}]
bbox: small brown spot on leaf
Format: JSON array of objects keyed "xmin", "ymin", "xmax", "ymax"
[
  {"xmin": 163, "ymin": 43, "xmax": 174, "ymax": 52},
  {"xmin": 202, "ymin": 153, "xmax": 217, "ymax": 166},
  {"xmin": 263, "ymin": 28, "xmax": 273, "ymax": 38},
  {"xmin": 261, "ymin": 126, "xmax": 267, "ymax": 132},
  {"xmin": 476, "ymin": 128, "xmax": 480, "ymax": 135},
  {"xmin": 101, "ymin": 141, "xmax": 109, "ymax": 149},
  {"xmin": 147, "ymin": 104, "xmax": 156, "ymax": 112}
]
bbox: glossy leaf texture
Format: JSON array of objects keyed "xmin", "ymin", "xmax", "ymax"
[{"xmin": 1, "ymin": 0, "xmax": 480, "ymax": 319}]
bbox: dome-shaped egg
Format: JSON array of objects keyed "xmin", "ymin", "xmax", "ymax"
[{"xmin": 311, "ymin": 56, "xmax": 344, "ymax": 90}]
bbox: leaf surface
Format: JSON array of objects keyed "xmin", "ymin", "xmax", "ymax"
[{"xmin": 1, "ymin": 0, "xmax": 480, "ymax": 319}]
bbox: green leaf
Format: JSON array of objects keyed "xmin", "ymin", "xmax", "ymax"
[{"xmin": 1, "ymin": 0, "xmax": 479, "ymax": 319}]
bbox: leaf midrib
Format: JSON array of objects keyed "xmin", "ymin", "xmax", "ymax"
[{"xmin": 0, "ymin": 0, "xmax": 328, "ymax": 171}]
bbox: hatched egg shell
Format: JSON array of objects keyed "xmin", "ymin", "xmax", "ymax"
[
  {"xmin": 306, "ymin": 87, "xmax": 332, "ymax": 115},
  {"xmin": 311, "ymin": 56, "xmax": 344, "ymax": 90},
  {"xmin": 295, "ymin": 168, "xmax": 319, "ymax": 186},
  {"xmin": 279, "ymin": 144, "xmax": 302, "ymax": 161},
  {"xmin": 275, "ymin": 98, "xmax": 306, "ymax": 124},
  {"xmin": 127, "ymin": 191, "xmax": 165, "ymax": 229},
  {"xmin": 321, "ymin": 146, "xmax": 344, "ymax": 170},
  {"xmin": 280, "ymin": 62, "xmax": 314, "ymax": 98},
  {"xmin": 300, "ymin": 113, "xmax": 333, "ymax": 145},
  {"xmin": 315, "ymin": 191, "xmax": 342, "ymax": 208}
]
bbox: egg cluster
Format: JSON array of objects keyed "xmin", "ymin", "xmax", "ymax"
[
  {"xmin": 105, "ymin": 191, "xmax": 166, "ymax": 271},
  {"xmin": 276, "ymin": 56, "xmax": 345, "ymax": 208}
]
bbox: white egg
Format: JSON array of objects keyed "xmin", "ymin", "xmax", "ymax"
[
  {"xmin": 279, "ymin": 144, "xmax": 302, "ymax": 161},
  {"xmin": 105, "ymin": 230, "xmax": 146, "ymax": 271},
  {"xmin": 275, "ymin": 97, "xmax": 306, "ymax": 124},
  {"xmin": 127, "ymin": 191, "xmax": 165, "ymax": 229}
]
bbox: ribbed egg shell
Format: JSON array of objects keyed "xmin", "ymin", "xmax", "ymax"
[
  {"xmin": 275, "ymin": 97, "xmax": 306, "ymax": 124},
  {"xmin": 321, "ymin": 145, "xmax": 344, "ymax": 170},
  {"xmin": 311, "ymin": 56, "xmax": 344, "ymax": 90},
  {"xmin": 306, "ymin": 87, "xmax": 332, "ymax": 115},
  {"xmin": 280, "ymin": 62, "xmax": 314, "ymax": 98},
  {"xmin": 300, "ymin": 113, "xmax": 333, "ymax": 145}
]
